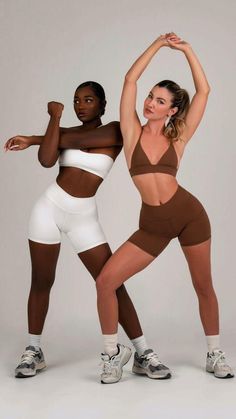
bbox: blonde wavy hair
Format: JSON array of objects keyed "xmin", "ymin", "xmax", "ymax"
[{"xmin": 155, "ymin": 80, "xmax": 190, "ymax": 142}]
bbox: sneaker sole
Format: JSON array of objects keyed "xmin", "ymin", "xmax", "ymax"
[
  {"xmin": 101, "ymin": 348, "xmax": 132, "ymax": 384},
  {"xmin": 206, "ymin": 369, "xmax": 234, "ymax": 379},
  {"xmin": 15, "ymin": 362, "xmax": 46, "ymax": 378},
  {"xmin": 132, "ymin": 365, "xmax": 171, "ymax": 379}
]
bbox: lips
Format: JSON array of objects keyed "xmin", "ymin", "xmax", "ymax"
[
  {"xmin": 78, "ymin": 112, "xmax": 88, "ymax": 117},
  {"xmin": 145, "ymin": 108, "xmax": 154, "ymax": 114}
]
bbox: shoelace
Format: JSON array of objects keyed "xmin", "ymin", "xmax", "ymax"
[
  {"xmin": 143, "ymin": 352, "xmax": 161, "ymax": 366},
  {"xmin": 20, "ymin": 350, "xmax": 37, "ymax": 364},
  {"xmin": 211, "ymin": 351, "xmax": 226, "ymax": 368}
]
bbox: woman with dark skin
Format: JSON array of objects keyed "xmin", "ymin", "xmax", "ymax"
[
  {"xmin": 95, "ymin": 35, "xmax": 234, "ymax": 383},
  {"xmin": 5, "ymin": 82, "xmax": 157, "ymax": 378}
]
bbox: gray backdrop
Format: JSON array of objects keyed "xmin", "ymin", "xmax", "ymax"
[{"xmin": 1, "ymin": 0, "xmax": 235, "ymax": 367}]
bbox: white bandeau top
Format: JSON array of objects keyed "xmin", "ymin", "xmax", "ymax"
[{"xmin": 59, "ymin": 149, "xmax": 114, "ymax": 179}]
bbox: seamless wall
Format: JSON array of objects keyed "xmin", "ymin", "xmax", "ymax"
[{"xmin": 1, "ymin": 0, "xmax": 235, "ymax": 351}]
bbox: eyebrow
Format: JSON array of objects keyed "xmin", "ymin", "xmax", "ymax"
[
  {"xmin": 149, "ymin": 92, "xmax": 166, "ymax": 102},
  {"xmin": 74, "ymin": 95, "xmax": 94, "ymax": 99}
]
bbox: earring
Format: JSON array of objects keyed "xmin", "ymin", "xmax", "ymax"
[{"xmin": 165, "ymin": 116, "xmax": 171, "ymax": 127}]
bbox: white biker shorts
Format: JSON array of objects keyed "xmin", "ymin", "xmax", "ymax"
[{"xmin": 28, "ymin": 182, "xmax": 107, "ymax": 253}]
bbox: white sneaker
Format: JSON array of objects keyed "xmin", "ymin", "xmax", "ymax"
[
  {"xmin": 206, "ymin": 350, "xmax": 234, "ymax": 378},
  {"xmin": 100, "ymin": 344, "xmax": 132, "ymax": 384},
  {"xmin": 132, "ymin": 349, "xmax": 171, "ymax": 379},
  {"xmin": 15, "ymin": 346, "xmax": 46, "ymax": 378}
]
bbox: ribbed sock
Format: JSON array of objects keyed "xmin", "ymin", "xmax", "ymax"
[
  {"xmin": 131, "ymin": 335, "xmax": 149, "ymax": 356},
  {"xmin": 103, "ymin": 334, "xmax": 118, "ymax": 357},
  {"xmin": 29, "ymin": 333, "xmax": 41, "ymax": 350},
  {"xmin": 206, "ymin": 335, "xmax": 220, "ymax": 353}
]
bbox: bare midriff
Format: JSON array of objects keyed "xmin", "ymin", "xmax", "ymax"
[
  {"xmin": 132, "ymin": 173, "xmax": 178, "ymax": 206},
  {"xmin": 56, "ymin": 145, "xmax": 118, "ymax": 198},
  {"xmin": 56, "ymin": 167, "xmax": 103, "ymax": 197}
]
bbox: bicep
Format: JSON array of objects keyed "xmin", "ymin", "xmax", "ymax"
[
  {"xmin": 182, "ymin": 92, "xmax": 209, "ymax": 143},
  {"xmin": 120, "ymin": 79, "xmax": 142, "ymax": 155}
]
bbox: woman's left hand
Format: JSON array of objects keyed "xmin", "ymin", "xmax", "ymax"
[{"xmin": 165, "ymin": 33, "xmax": 191, "ymax": 51}]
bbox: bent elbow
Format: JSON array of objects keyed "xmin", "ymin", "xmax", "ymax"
[{"xmin": 38, "ymin": 157, "xmax": 56, "ymax": 168}]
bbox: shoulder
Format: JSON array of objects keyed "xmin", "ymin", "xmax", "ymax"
[
  {"xmin": 101, "ymin": 121, "xmax": 120, "ymax": 131},
  {"xmin": 60, "ymin": 125, "xmax": 81, "ymax": 133}
]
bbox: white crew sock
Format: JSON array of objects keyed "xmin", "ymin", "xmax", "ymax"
[
  {"xmin": 29, "ymin": 334, "xmax": 41, "ymax": 350},
  {"xmin": 103, "ymin": 334, "xmax": 118, "ymax": 357},
  {"xmin": 206, "ymin": 335, "xmax": 220, "ymax": 353},
  {"xmin": 131, "ymin": 335, "xmax": 149, "ymax": 356}
]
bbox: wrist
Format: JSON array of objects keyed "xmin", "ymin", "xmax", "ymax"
[
  {"xmin": 50, "ymin": 114, "xmax": 62, "ymax": 121},
  {"xmin": 29, "ymin": 135, "xmax": 42, "ymax": 145}
]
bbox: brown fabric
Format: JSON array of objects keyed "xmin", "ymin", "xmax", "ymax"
[
  {"xmin": 128, "ymin": 186, "xmax": 211, "ymax": 257},
  {"xmin": 129, "ymin": 132, "xmax": 178, "ymax": 177}
]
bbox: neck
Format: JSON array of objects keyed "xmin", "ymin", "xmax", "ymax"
[
  {"xmin": 145, "ymin": 119, "xmax": 165, "ymax": 136},
  {"xmin": 82, "ymin": 117, "xmax": 102, "ymax": 130}
]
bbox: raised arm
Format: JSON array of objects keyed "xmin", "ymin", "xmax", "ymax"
[
  {"xmin": 120, "ymin": 35, "xmax": 172, "ymax": 160},
  {"xmin": 167, "ymin": 38, "xmax": 210, "ymax": 143},
  {"xmin": 4, "ymin": 122, "xmax": 122, "ymax": 153},
  {"xmin": 38, "ymin": 101, "xmax": 64, "ymax": 167}
]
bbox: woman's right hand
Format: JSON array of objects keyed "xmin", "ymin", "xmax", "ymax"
[
  {"xmin": 157, "ymin": 33, "xmax": 182, "ymax": 47},
  {"xmin": 4, "ymin": 135, "xmax": 32, "ymax": 151},
  {"xmin": 47, "ymin": 101, "xmax": 64, "ymax": 118}
]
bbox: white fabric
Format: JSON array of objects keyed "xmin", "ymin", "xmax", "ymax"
[
  {"xmin": 131, "ymin": 335, "xmax": 149, "ymax": 356},
  {"xmin": 59, "ymin": 149, "xmax": 114, "ymax": 179},
  {"xmin": 103, "ymin": 334, "xmax": 118, "ymax": 357},
  {"xmin": 28, "ymin": 182, "xmax": 107, "ymax": 253},
  {"xmin": 29, "ymin": 333, "xmax": 41, "ymax": 349},
  {"xmin": 206, "ymin": 335, "xmax": 220, "ymax": 353}
]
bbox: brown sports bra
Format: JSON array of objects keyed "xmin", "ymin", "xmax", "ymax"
[{"xmin": 129, "ymin": 131, "xmax": 178, "ymax": 177}]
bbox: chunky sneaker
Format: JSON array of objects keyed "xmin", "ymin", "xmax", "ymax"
[
  {"xmin": 15, "ymin": 346, "xmax": 46, "ymax": 378},
  {"xmin": 132, "ymin": 349, "xmax": 171, "ymax": 379},
  {"xmin": 100, "ymin": 344, "xmax": 132, "ymax": 384},
  {"xmin": 206, "ymin": 350, "xmax": 234, "ymax": 379}
]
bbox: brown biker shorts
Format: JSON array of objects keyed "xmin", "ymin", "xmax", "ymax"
[{"xmin": 128, "ymin": 185, "xmax": 211, "ymax": 257}]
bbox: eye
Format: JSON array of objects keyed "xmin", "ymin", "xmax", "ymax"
[
  {"xmin": 147, "ymin": 93, "xmax": 152, "ymax": 99},
  {"xmin": 85, "ymin": 98, "xmax": 93, "ymax": 103},
  {"xmin": 157, "ymin": 99, "xmax": 165, "ymax": 104},
  {"xmin": 74, "ymin": 100, "xmax": 79, "ymax": 104}
]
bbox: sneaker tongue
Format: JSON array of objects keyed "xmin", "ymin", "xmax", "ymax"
[
  {"xmin": 26, "ymin": 345, "xmax": 37, "ymax": 351},
  {"xmin": 143, "ymin": 349, "xmax": 154, "ymax": 356}
]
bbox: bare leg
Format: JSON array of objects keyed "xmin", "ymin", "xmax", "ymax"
[
  {"xmin": 96, "ymin": 241, "xmax": 155, "ymax": 334},
  {"xmin": 79, "ymin": 243, "xmax": 143, "ymax": 339},
  {"xmin": 181, "ymin": 239, "xmax": 219, "ymax": 335},
  {"xmin": 28, "ymin": 240, "xmax": 60, "ymax": 334}
]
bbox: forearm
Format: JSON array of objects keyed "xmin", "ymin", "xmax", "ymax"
[
  {"xmin": 184, "ymin": 47, "xmax": 210, "ymax": 93},
  {"xmin": 29, "ymin": 135, "xmax": 44, "ymax": 145},
  {"xmin": 59, "ymin": 123, "xmax": 122, "ymax": 149},
  {"xmin": 125, "ymin": 38, "xmax": 164, "ymax": 82},
  {"xmin": 38, "ymin": 116, "xmax": 61, "ymax": 167}
]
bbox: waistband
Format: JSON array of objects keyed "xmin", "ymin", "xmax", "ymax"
[
  {"xmin": 45, "ymin": 182, "xmax": 97, "ymax": 213},
  {"xmin": 141, "ymin": 185, "xmax": 191, "ymax": 219}
]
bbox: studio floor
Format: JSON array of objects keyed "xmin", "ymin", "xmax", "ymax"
[{"xmin": 1, "ymin": 338, "xmax": 235, "ymax": 419}]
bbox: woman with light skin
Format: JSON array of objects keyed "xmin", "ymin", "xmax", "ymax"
[
  {"xmin": 95, "ymin": 34, "xmax": 234, "ymax": 383},
  {"xmin": 5, "ymin": 81, "xmax": 160, "ymax": 378}
]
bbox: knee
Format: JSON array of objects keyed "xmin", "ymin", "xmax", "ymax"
[
  {"xmin": 193, "ymin": 277, "xmax": 215, "ymax": 298},
  {"xmin": 96, "ymin": 269, "xmax": 116, "ymax": 296},
  {"xmin": 31, "ymin": 271, "xmax": 55, "ymax": 293}
]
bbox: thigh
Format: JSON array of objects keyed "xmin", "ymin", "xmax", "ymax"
[
  {"xmin": 96, "ymin": 240, "xmax": 156, "ymax": 291},
  {"xmin": 28, "ymin": 194, "xmax": 61, "ymax": 245},
  {"xmin": 178, "ymin": 201, "xmax": 211, "ymax": 247},
  {"xmin": 181, "ymin": 238, "xmax": 212, "ymax": 288},
  {"xmin": 29, "ymin": 240, "xmax": 61, "ymax": 284},
  {"xmin": 78, "ymin": 242, "xmax": 112, "ymax": 278},
  {"xmin": 66, "ymin": 213, "xmax": 107, "ymax": 254}
]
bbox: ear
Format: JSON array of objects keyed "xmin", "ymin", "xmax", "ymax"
[{"xmin": 169, "ymin": 106, "xmax": 178, "ymax": 117}]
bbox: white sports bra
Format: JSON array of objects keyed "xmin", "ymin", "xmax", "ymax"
[{"xmin": 59, "ymin": 149, "xmax": 114, "ymax": 179}]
